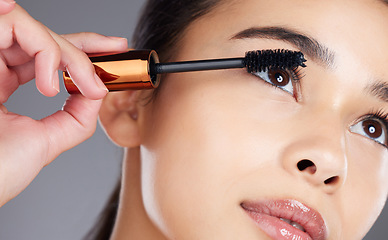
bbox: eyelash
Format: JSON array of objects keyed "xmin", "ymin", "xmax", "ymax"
[
  {"xmin": 369, "ymin": 110, "xmax": 388, "ymax": 123},
  {"xmin": 362, "ymin": 110, "xmax": 388, "ymax": 148},
  {"xmin": 289, "ymin": 67, "xmax": 305, "ymax": 82},
  {"xmin": 251, "ymin": 66, "xmax": 305, "ymax": 99}
]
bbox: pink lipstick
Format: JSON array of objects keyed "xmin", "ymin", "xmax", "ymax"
[{"xmin": 241, "ymin": 199, "xmax": 327, "ymax": 240}]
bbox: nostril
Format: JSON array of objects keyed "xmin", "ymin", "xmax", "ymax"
[
  {"xmin": 297, "ymin": 160, "xmax": 317, "ymax": 174},
  {"xmin": 324, "ymin": 176, "xmax": 339, "ymax": 185}
]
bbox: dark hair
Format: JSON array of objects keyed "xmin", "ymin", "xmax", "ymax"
[{"xmin": 83, "ymin": 0, "xmax": 221, "ymax": 239}]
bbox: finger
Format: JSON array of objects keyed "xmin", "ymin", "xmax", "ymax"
[
  {"xmin": 0, "ymin": 14, "xmax": 15, "ymax": 49},
  {"xmin": 52, "ymin": 31, "xmax": 127, "ymax": 99},
  {"xmin": 61, "ymin": 32, "xmax": 128, "ymax": 53},
  {"xmin": 0, "ymin": 59, "xmax": 36, "ymax": 103},
  {"xmin": 0, "ymin": 0, "xmax": 15, "ymax": 15},
  {"xmin": 0, "ymin": 50, "xmax": 35, "ymax": 102},
  {"xmin": 49, "ymin": 32, "xmax": 109, "ymax": 100},
  {"xmin": 57, "ymin": 32, "xmax": 128, "ymax": 98},
  {"xmin": 3, "ymin": 59, "xmax": 53, "ymax": 90},
  {"xmin": 10, "ymin": 59, "xmax": 35, "ymax": 84},
  {"xmin": 40, "ymin": 94, "xmax": 102, "ymax": 164},
  {"xmin": 0, "ymin": 59, "xmax": 19, "ymax": 103},
  {"xmin": 0, "ymin": 42, "xmax": 32, "ymax": 66},
  {"xmin": 10, "ymin": 5, "xmax": 61, "ymax": 97},
  {"xmin": 0, "ymin": 103, "xmax": 7, "ymax": 113}
]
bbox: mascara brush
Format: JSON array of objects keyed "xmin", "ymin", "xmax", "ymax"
[{"xmin": 63, "ymin": 49, "xmax": 306, "ymax": 93}]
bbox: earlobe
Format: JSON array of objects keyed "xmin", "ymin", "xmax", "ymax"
[{"xmin": 99, "ymin": 90, "xmax": 142, "ymax": 148}]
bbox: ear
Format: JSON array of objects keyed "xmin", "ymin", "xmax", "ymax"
[{"xmin": 99, "ymin": 90, "xmax": 141, "ymax": 147}]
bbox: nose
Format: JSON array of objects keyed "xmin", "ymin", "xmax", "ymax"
[{"xmin": 281, "ymin": 127, "xmax": 348, "ymax": 194}]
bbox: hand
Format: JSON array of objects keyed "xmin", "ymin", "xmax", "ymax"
[
  {"xmin": 0, "ymin": 0, "xmax": 15, "ymax": 15},
  {"xmin": 0, "ymin": 4, "xmax": 128, "ymax": 206}
]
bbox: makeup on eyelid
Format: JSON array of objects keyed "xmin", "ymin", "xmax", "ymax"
[{"xmin": 62, "ymin": 49, "xmax": 306, "ymax": 94}]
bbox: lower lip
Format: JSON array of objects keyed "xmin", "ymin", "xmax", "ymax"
[{"xmin": 244, "ymin": 210, "xmax": 312, "ymax": 240}]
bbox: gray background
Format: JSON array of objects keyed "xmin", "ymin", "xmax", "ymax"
[{"xmin": 0, "ymin": 1, "xmax": 386, "ymax": 239}]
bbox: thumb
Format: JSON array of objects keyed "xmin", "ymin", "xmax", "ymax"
[
  {"xmin": 41, "ymin": 94, "xmax": 102, "ymax": 165},
  {"xmin": 0, "ymin": 0, "xmax": 16, "ymax": 15}
]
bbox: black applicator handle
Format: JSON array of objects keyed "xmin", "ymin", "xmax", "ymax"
[{"xmin": 153, "ymin": 58, "xmax": 245, "ymax": 74}]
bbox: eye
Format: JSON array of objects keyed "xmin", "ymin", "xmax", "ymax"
[
  {"xmin": 253, "ymin": 68, "xmax": 296, "ymax": 95},
  {"xmin": 350, "ymin": 117, "xmax": 388, "ymax": 146}
]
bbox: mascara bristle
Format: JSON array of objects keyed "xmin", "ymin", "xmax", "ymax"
[{"xmin": 244, "ymin": 49, "xmax": 307, "ymax": 73}]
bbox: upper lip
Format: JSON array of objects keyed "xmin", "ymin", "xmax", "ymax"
[{"xmin": 241, "ymin": 199, "xmax": 327, "ymax": 240}]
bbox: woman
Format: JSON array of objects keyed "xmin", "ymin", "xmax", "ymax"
[{"xmin": 1, "ymin": 0, "xmax": 388, "ymax": 239}]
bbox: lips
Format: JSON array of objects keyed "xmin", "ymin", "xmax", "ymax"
[{"xmin": 241, "ymin": 199, "xmax": 327, "ymax": 240}]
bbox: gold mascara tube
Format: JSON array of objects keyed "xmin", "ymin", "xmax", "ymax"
[{"xmin": 63, "ymin": 50, "xmax": 161, "ymax": 93}]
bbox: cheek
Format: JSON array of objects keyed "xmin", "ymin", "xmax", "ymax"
[
  {"xmin": 138, "ymin": 74, "xmax": 296, "ymax": 238},
  {"xmin": 340, "ymin": 136, "xmax": 388, "ymax": 238}
]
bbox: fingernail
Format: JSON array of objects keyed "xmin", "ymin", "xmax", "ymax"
[
  {"xmin": 94, "ymin": 73, "xmax": 108, "ymax": 92},
  {"xmin": 52, "ymin": 71, "xmax": 60, "ymax": 93}
]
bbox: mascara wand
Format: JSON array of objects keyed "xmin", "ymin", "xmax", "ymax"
[
  {"xmin": 63, "ymin": 49, "xmax": 307, "ymax": 93},
  {"xmin": 153, "ymin": 49, "xmax": 306, "ymax": 74}
]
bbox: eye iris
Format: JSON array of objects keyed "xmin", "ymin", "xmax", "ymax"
[
  {"xmin": 362, "ymin": 119, "xmax": 382, "ymax": 139},
  {"xmin": 268, "ymin": 69, "xmax": 289, "ymax": 87}
]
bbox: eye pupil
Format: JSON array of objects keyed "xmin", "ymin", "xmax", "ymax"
[
  {"xmin": 362, "ymin": 120, "xmax": 382, "ymax": 138},
  {"xmin": 268, "ymin": 69, "xmax": 289, "ymax": 87}
]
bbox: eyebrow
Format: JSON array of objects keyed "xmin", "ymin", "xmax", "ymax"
[
  {"xmin": 367, "ymin": 1, "xmax": 388, "ymax": 102},
  {"xmin": 368, "ymin": 81, "xmax": 388, "ymax": 103},
  {"xmin": 231, "ymin": 26, "xmax": 336, "ymax": 69}
]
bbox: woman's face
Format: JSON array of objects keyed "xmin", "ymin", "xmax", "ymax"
[{"xmin": 138, "ymin": 0, "xmax": 388, "ymax": 239}]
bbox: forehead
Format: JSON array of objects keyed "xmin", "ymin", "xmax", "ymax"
[
  {"xmin": 180, "ymin": 0, "xmax": 388, "ymax": 80},
  {"xmin": 189, "ymin": 0, "xmax": 388, "ymax": 48}
]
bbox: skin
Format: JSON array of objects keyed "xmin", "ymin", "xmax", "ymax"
[
  {"xmin": 0, "ymin": 0, "xmax": 15, "ymax": 15},
  {"xmin": 101, "ymin": 0, "xmax": 388, "ymax": 239}
]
